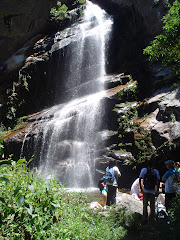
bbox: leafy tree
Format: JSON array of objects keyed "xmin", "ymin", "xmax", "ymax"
[{"xmin": 144, "ymin": 0, "xmax": 180, "ymax": 75}]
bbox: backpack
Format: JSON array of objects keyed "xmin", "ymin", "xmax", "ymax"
[
  {"xmin": 143, "ymin": 167, "xmax": 157, "ymax": 190},
  {"xmin": 103, "ymin": 167, "xmax": 114, "ymax": 184}
]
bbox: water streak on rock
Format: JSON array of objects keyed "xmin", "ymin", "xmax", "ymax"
[{"xmin": 21, "ymin": 1, "xmax": 113, "ymax": 188}]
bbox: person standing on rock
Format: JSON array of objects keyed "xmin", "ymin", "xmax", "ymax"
[
  {"xmin": 139, "ymin": 161, "xmax": 160, "ymax": 222},
  {"xmin": 103, "ymin": 159, "xmax": 121, "ymax": 206},
  {"xmin": 162, "ymin": 160, "xmax": 179, "ymax": 211}
]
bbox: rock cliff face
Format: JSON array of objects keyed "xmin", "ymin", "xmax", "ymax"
[
  {"xmin": 90, "ymin": 0, "xmax": 170, "ymax": 98},
  {"xmin": 1, "ymin": 0, "xmax": 180, "ymax": 188},
  {"xmin": 0, "ymin": 0, "xmax": 169, "ymax": 122},
  {"xmin": 0, "ymin": 0, "xmax": 57, "ymax": 64},
  {"xmin": 0, "ymin": 0, "xmax": 57, "ymax": 123},
  {"xmin": 91, "ymin": 0, "xmax": 168, "ymax": 38}
]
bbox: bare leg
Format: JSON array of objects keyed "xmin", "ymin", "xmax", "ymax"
[{"xmin": 102, "ymin": 191, "xmax": 107, "ymax": 207}]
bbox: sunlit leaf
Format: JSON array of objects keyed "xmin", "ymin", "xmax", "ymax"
[
  {"xmin": 29, "ymin": 198, "xmax": 39, "ymax": 207},
  {"xmin": 17, "ymin": 158, "xmax": 26, "ymax": 164},
  {"xmin": 28, "ymin": 184, "xmax": 34, "ymax": 192},
  {"xmin": 17, "ymin": 195, "xmax": 25, "ymax": 208},
  {"xmin": 50, "ymin": 202, "xmax": 60, "ymax": 208},
  {"xmin": 26, "ymin": 204, "xmax": 33, "ymax": 216}
]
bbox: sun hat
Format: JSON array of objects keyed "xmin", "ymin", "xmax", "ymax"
[{"xmin": 165, "ymin": 160, "xmax": 174, "ymax": 166}]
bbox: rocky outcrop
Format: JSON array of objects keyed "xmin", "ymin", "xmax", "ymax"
[
  {"xmin": 0, "ymin": 0, "xmax": 171, "ymax": 123},
  {"xmin": 139, "ymin": 88, "xmax": 180, "ymax": 146},
  {"xmin": 91, "ymin": 0, "xmax": 167, "ymax": 38},
  {"xmin": 0, "ymin": 0, "xmax": 57, "ymax": 123},
  {"xmin": 0, "ymin": 0, "xmax": 57, "ymax": 65},
  {"xmin": 90, "ymin": 0, "xmax": 171, "ymax": 100},
  {"xmin": 2, "ymin": 72, "xmax": 180, "ymax": 188},
  {"xmin": 0, "ymin": 2, "xmax": 85, "ymax": 123}
]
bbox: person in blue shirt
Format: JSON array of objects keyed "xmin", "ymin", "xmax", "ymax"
[{"xmin": 162, "ymin": 160, "xmax": 179, "ymax": 211}]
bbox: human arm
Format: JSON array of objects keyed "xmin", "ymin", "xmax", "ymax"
[
  {"xmin": 154, "ymin": 169, "xmax": 160, "ymax": 196},
  {"xmin": 139, "ymin": 168, "xmax": 146, "ymax": 193},
  {"xmin": 162, "ymin": 170, "xmax": 171, "ymax": 182},
  {"xmin": 117, "ymin": 172, "xmax": 121, "ymax": 177},
  {"xmin": 114, "ymin": 166, "xmax": 121, "ymax": 178},
  {"xmin": 155, "ymin": 179, "xmax": 160, "ymax": 196},
  {"xmin": 139, "ymin": 177, "xmax": 143, "ymax": 193}
]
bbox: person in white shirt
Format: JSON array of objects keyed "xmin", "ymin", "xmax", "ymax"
[{"xmin": 130, "ymin": 178, "xmax": 143, "ymax": 200}]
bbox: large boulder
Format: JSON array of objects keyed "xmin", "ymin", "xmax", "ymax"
[{"xmin": 116, "ymin": 191, "xmax": 143, "ymax": 215}]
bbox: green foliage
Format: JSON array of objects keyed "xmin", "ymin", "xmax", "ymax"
[
  {"xmin": 170, "ymin": 112, "xmax": 176, "ymax": 122},
  {"xmin": 76, "ymin": 0, "xmax": 86, "ymax": 4},
  {"xmin": 0, "ymin": 116, "xmax": 28, "ymax": 139},
  {"xmin": 168, "ymin": 193, "xmax": 180, "ymax": 238},
  {"xmin": 134, "ymin": 131, "xmax": 153, "ymax": 163},
  {"xmin": 153, "ymin": 0, "xmax": 170, "ymax": 7},
  {"xmin": 144, "ymin": 0, "xmax": 180, "ymax": 76},
  {"xmin": 50, "ymin": 1, "xmax": 69, "ymax": 21},
  {"xmin": 117, "ymin": 82, "xmax": 138, "ymax": 102},
  {"xmin": 50, "ymin": 0, "xmax": 86, "ymax": 25},
  {"xmin": 0, "ymin": 158, "xmax": 129, "ymax": 239},
  {"xmin": 6, "ymin": 92, "xmax": 18, "ymax": 121},
  {"xmin": 117, "ymin": 106, "xmax": 139, "ymax": 133}
]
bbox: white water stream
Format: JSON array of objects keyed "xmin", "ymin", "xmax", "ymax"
[{"xmin": 22, "ymin": 1, "xmax": 113, "ymax": 188}]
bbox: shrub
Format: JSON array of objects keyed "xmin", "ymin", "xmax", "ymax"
[
  {"xmin": 50, "ymin": 2, "xmax": 69, "ymax": 21},
  {"xmin": 0, "ymin": 158, "xmax": 127, "ymax": 239}
]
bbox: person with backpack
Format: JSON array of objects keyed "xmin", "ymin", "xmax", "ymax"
[
  {"xmin": 139, "ymin": 161, "xmax": 160, "ymax": 222},
  {"xmin": 103, "ymin": 159, "xmax": 121, "ymax": 206},
  {"xmin": 162, "ymin": 160, "xmax": 179, "ymax": 211}
]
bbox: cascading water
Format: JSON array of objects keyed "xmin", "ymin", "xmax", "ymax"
[{"xmin": 22, "ymin": 1, "xmax": 113, "ymax": 188}]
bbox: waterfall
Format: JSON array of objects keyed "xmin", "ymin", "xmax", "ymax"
[{"xmin": 22, "ymin": 1, "xmax": 113, "ymax": 188}]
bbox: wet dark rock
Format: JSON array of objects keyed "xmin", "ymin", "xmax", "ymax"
[
  {"xmin": 0, "ymin": 0, "xmax": 57, "ymax": 64},
  {"xmin": 104, "ymin": 73, "xmax": 131, "ymax": 89},
  {"xmin": 158, "ymin": 89, "xmax": 180, "ymax": 122}
]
